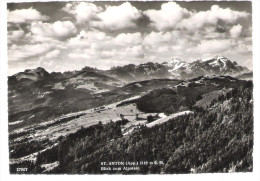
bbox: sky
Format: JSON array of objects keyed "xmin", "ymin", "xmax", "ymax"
[{"xmin": 7, "ymin": 1, "xmax": 252, "ymax": 75}]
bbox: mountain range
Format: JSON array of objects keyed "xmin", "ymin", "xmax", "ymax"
[
  {"xmin": 8, "ymin": 55, "xmax": 251, "ymax": 128},
  {"xmin": 8, "ymin": 55, "xmax": 253, "ymax": 174},
  {"xmin": 10, "ymin": 55, "xmax": 249, "ymax": 84}
]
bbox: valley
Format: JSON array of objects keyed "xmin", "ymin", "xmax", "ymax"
[{"xmin": 8, "ymin": 56, "xmax": 253, "ymax": 174}]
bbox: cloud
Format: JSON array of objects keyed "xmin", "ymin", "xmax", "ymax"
[
  {"xmin": 144, "ymin": 2, "xmax": 249, "ymax": 32},
  {"xmin": 68, "ymin": 30, "xmax": 110, "ymax": 49},
  {"xmin": 114, "ymin": 32, "xmax": 142, "ymax": 46},
  {"xmin": 91, "ymin": 2, "xmax": 141, "ymax": 31},
  {"xmin": 76, "ymin": 30, "xmax": 108, "ymax": 41},
  {"xmin": 144, "ymin": 2, "xmax": 190, "ymax": 31},
  {"xmin": 201, "ymin": 26, "xmax": 226, "ymax": 39},
  {"xmin": 8, "ymin": 29, "xmax": 25, "ymax": 43},
  {"xmin": 44, "ymin": 49, "xmax": 61, "ymax": 59},
  {"xmin": 92, "ymin": 46, "xmax": 144, "ymax": 59},
  {"xmin": 67, "ymin": 31, "xmax": 144, "ymax": 69},
  {"xmin": 62, "ymin": 2, "xmax": 102, "ymax": 23},
  {"xmin": 158, "ymin": 46, "xmax": 170, "ymax": 53},
  {"xmin": 236, "ymin": 39, "xmax": 252, "ymax": 54},
  {"xmin": 68, "ymin": 31, "xmax": 143, "ymax": 54},
  {"xmin": 68, "ymin": 44, "xmax": 145, "ymax": 68},
  {"xmin": 178, "ymin": 5, "xmax": 249, "ymax": 31},
  {"xmin": 8, "ymin": 43, "xmax": 54, "ymax": 62},
  {"xmin": 8, "ymin": 8, "xmax": 49, "ymax": 23},
  {"xmin": 68, "ymin": 30, "xmax": 143, "ymax": 52},
  {"xmin": 230, "ymin": 24, "xmax": 243, "ymax": 38},
  {"xmin": 192, "ymin": 39, "xmax": 234, "ymax": 54},
  {"xmin": 124, "ymin": 45, "xmax": 145, "ymax": 58},
  {"xmin": 143, "ymin": 31, "xmax": 181, "ymax": 48},
  {"xmin": 30, "ymin": 21, "xmax": 77, "ymax": 40},
  {"xmin": 143, "ymin": 31, "xmax": 195, "ymax": 62},
  {"xmin": 63, "ymin": 2, "xmax": 141, "ymax": 31},
  {"xmin": 7, "ymin": 2, "xmax": 252, "ymax": 74}
]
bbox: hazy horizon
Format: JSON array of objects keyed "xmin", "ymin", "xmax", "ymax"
[{"xmin": 9, "ymin": 54, "xmax": 252, "ymax": 76}]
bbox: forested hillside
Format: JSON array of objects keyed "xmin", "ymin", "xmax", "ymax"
[{"xmin": 10, "ymin": 81, "xmax": 253, "ymax": 174}]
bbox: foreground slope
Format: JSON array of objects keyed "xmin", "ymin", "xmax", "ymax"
[{"xmin": 9, "ymin": 75, "xmax": 253, "ymax": 174}]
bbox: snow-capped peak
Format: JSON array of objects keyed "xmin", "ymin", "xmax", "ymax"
[
  {"xmin": 200, "ymin": 55, "xmax": 237, "ymax": 71},
  {"xmin": 161, "ymin": 58, "xmax": 189, "ymax": 73},
  {"xmin": 215, "ymin": 55, "xmax": 226, "ymax": 59},
  {"xmin": 215, "ymin": 55, "xmax": 229, "ymax": 62},
  {"xmin": 164, "ymin": 57, "xmax": 186, "ymax": 67},
  {"xmin": 202, "ymin": 55, "xmax": 228, "ymax": 62},
  {"xmin": 213, "ymin": 56, "xmax": 231, "ymax": 67},
  {"xmin": 169, "ymin": 57, "xmax": 183, "ymax": 64}
]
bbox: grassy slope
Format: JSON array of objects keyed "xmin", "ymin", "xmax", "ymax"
[{"xmin": 9, "ymin": 79, "xmax": 253, "ymax": 174}]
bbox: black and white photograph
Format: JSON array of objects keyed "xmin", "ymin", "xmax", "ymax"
[{"xmin": 1, "ymin": 0, "xmax": 259, "ymax": 178}]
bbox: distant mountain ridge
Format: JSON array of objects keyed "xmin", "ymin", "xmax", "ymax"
[
  {"xmin": 162, "ymin": 55, "xmax": 248, "ymax": 79},
  {"xmin": 9, "ymin": 55, "xmax": 249, "ymax": 83},
  {"xmin": 11, "ymin": 67, "xmax": 50, "ymax": 81},
  {"xmin": 105, "ymin": 55, "xmax": 248, "ymax": 81}
]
